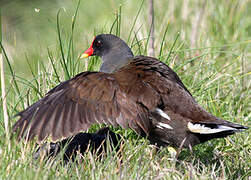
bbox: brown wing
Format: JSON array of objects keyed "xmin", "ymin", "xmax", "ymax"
[
  {"xmin": 125, "ymin": 56, "xmax": 246, "ymax": 147},
  {"xmin": 124, "ymin": 56, "xmax": 219, "ymax": 122},
  {"xmin": 13, "ymin": 71, "xmax": 157, "ymax": 142},
  {"xmin": 120, "ymin": 56, "xmax": 244, "ymax": 127}
]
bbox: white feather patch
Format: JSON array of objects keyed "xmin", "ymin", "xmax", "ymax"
[
  {"xmin": 157, "ymin": 122, "xmax": 173, "ymax": 129},
  {"xmin": 155, "ymin": 108, "xmax": 171, "ymax": 120},
  {"xmin": 187, "ymin": 122, "xmax": 237, "ymax": 134}
]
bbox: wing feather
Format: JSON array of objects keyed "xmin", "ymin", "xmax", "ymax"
[
  {"xmin": 13, "ymin": 71, "xmax": 153, "ymax": 142},
  {"xmin": 14, "ymin": 56, "xmax": 202, "ymax": 143}
]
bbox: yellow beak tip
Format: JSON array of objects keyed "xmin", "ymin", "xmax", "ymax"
[{"xmin": 80, "ymin": 53, "xmax": 89, "ymax": 59}]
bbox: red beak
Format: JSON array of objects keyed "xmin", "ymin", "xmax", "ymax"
[
  {"xmin": 80, "ymin": 37, "xmax": 95, "ymax": 58},
  {"xmin": 80, "ymin": 47, "xmax": 94, "ymax": 58}
]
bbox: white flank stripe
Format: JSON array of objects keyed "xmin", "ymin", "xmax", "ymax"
[
  {"xmin": 155, "ymin": 108, "xmax": 171, "ymax": 120},
  {"xmin": 218, "ymin": 125, "xmax": 238, "ymax": 131},
  {"xmin": 157, "ymin": 122, "xmax": 173, "ymax": 129},
  {"xmin": 187, "ymin": 122, "xmax": 237, "ymax": 134}
]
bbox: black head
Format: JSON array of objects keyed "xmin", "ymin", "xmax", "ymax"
[
  {"xmin": 81, "ymin": 34, "xmax": 134, "ymax": 73},
  {"xmin": 82, "ymin": 34, "xmax": 133, "ymax": 58}
]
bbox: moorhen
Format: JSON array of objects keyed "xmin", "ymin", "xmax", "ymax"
[{"xmin": 13, "ymin": 34, "xmax": 248, "ymax": 149}]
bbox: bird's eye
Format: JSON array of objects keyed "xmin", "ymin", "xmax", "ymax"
[{"xmin": 96, "ymin": 40, "xmax": 101, "ymax": 47}]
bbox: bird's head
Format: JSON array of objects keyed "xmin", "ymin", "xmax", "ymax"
[{"xmin": 80, "ymin": 34, "xmax": 134, "ymax": 73}]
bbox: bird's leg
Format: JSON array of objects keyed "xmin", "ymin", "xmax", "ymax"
[
  {"xmin": 175, "ymin": 137, "xmax": 187, "ymax": 159},
  {"xmin": 189, "ymin": 144, "xmax": 193, "ymax": 154}
]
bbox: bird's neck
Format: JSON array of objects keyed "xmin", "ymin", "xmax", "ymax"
[{"xmin": 100, "ymin": 49, "xmax": 134, "ymax": 73}]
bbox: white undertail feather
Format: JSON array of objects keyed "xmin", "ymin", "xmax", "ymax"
[
  {"xmin": 157, "ymin": 122, "xmax": 173, "ymax": 130},
  {"xmin": 155, "ymin": 108, "xmax": 171, "ymax": 120},
  {"xmin": 187, "ymin": 122, "xmax": 237, "ymax": 134}
]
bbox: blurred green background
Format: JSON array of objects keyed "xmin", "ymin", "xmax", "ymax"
[
  {"xmin": 1, "ymin": 0, "xmax": 129, "ymax": 76},
  {"xmin": 2, "ymin": 0, "xmax": 250, "ymax": 77}
]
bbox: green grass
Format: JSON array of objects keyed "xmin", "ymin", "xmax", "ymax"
[{"xmin": 0, "ymin": 0, "xmax": 251, "ymax": 179}]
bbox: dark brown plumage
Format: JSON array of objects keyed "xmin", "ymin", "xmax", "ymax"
[{"xmin": 13, "ymin": 34, "xmax": 248, "ymax": 148}]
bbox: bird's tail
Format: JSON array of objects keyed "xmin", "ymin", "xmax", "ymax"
[{"xmin": 187, "ymin": 120, "xmax": 248, "ymax": 143}]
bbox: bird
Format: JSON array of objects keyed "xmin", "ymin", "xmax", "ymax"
[
  {"xmin": 13, "ymin": 34, "xmax": 248, "ymax": 149},
  {"xmin": 33, "ymin": 127, "xmax": 122, "ymax": 162}
]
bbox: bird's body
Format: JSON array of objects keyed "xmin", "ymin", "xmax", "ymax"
[{"xmin": 13, "ymin": 34, "xmax": 248, "ymax": 149}]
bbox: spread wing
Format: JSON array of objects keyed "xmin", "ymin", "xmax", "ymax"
[
  {"xmin": 13, "ymin": 55, "xmax": 244, "ymax": 146},
  {"xmin": 13, "ymin": 71, "xmax": 155, "ymax": 142},
  {"xmin": 12, "ymin": 56, "xmax": 207, "ymax": 143}
]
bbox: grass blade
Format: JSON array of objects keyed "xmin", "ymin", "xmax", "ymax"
[
  {"xmin": 57, "ymin": 9, "xmax": 70, "ymax": 80},
  {"xmin": 0, "ymin": 10, "xmax": 10, "ymax": 142},
  {"xmin": 25, "ymin": 54, "xmax": 42, "ymax": 97},
  {"xmin": 133, "ymin": 32, "xmax": 142, "ymax": 55},
  {"xmin": 47, "ymin": 48, "xmax": 60, "ymax": 83},
  {"xmin": 0, "ymin": 42, "xmax": 24, "ymax": 109},
  {"xmin": 165, "ymin": 32, "xmax": 180, "ymax": 64},
  {"xmin": 158, "ymin": 21, "xmax": 170, "ymax": 58},
  {"xmin": 69, "ymin": 0, "xmax": 81, "ymax": 76},
  {"xmin": 127, "ymin": 0, "xmax": 145, "ymax": 43},
  {"xmin": 109, "ymin": 15, "xmax": 118, "ymax": 34}
]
